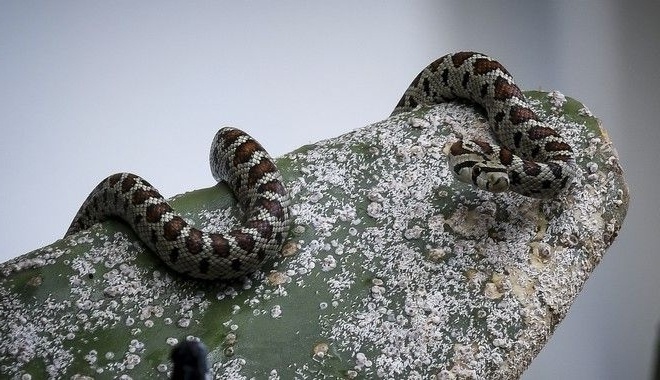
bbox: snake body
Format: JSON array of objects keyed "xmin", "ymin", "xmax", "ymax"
[
  {"xmin": 66, "ymin": 52, "xmax": 573, "ymax": 280},
  {"xmin": 392, "ymin": 51, "xmax": 575, "ymax": 198},
  {"xmin": 66, "ymin": 128, "xmax": 290, "ymax": 280}
]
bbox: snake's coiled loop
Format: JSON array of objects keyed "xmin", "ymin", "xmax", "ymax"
[
  {"xmin": 66, "ymin": 127, "xmax": 291, "ymax": 280},
  {"xmin": 392, "ymin": 52, "xmax": 575, "ymax": 198}
]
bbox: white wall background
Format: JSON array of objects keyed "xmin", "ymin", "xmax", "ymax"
[{"xmin": 1, "ymin": 1, "xmax": 658, "ymax": 378}]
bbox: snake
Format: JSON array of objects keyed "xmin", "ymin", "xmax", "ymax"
[
  {"xmin": 65, "ymin": 127, "xmax": 291, "ymax": 280},
  {"xmin": 65, "ymin": 52, "xmax": 573, "ymax": 280},
  {"xmin": 392, "ymin": 51, "xmax": 575, "ymax": 198}
]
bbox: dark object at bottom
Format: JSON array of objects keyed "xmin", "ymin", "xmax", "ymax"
[{"xmin": 170, "ymin": 340, "xmax": 210, "ymax": 380}]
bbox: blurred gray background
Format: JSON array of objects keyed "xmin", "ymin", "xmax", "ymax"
[{"xmin": 1, "ymin": 1, "xmax": 658, "ymax": 378}]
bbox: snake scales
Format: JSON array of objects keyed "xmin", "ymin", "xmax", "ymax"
[
  {"xmin": 66, "ymin": 128, "xmax": 291, "ymax": 280},
  {"xmin": 393, "ymin": 51, "xmax": 575, "ymax": 198},
  {"xmin": 66, "ymin": 52, "xmax": 574, "ymax": 280}
]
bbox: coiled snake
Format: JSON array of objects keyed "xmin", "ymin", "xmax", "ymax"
[
  {"xmin": 66, "ymin": 52, "xmax": 574, "ymax": 280},
  {"xmin": 392, "ymin": 51, "xmax": 575, "ymax": 198}
]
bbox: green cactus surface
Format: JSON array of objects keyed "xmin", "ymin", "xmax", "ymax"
[{"xmin": 0, "ymin": 91, "xmax": 629, "ymax": 379}]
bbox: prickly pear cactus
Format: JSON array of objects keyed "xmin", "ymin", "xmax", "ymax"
[{"xmin": 0, "ymin": 91, "xmax": 628, "ymax": 379}]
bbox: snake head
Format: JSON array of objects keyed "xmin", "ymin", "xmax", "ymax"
[
  {"xmin": 472, "ymin": 162, "xmax": 510, "ymax": 193},
  {"xmin": 448, "ymin": 140, "xmax": 510, "ymax": 193}
]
